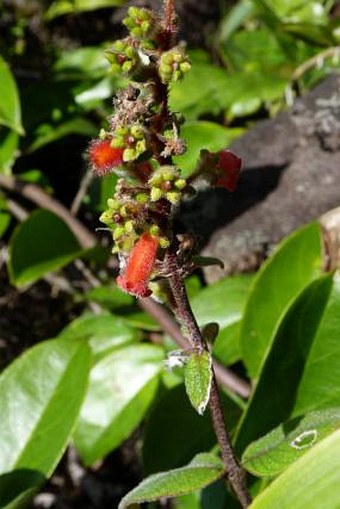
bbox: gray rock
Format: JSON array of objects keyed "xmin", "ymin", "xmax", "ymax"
[{"xmin": 200, "ymin": 74, "xmax": 340, "ymax": 281}]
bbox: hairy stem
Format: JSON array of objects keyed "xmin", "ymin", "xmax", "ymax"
[{"xmin": 164, "ymin": 246, "xmax": 251, "ymax": 508}]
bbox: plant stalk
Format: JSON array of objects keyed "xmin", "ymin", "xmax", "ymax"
[{"xmin": 165, "ymin": 247, "xmax": 251, "ymax": 508}]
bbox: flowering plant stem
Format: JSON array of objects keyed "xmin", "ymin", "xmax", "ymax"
[{"xmin": 165, "ymin": 246, "xmax": 251, "ymax": 507}]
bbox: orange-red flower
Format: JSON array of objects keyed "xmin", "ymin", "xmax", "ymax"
[
  {"xmin": 117, "ymin": 233, "xmax": 159, "ymax": 298},
  {"xmin": 215, "ymin": 150, "xmax": 242, "ymax": 191},
  {"xmin": 89, "ymin": 140, "xmax": 124, "ymax": 176}
]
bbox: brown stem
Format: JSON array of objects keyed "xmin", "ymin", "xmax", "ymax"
[
  {"xmin": 164, "ymin": 246, "xmax": 251, "ymax": 508},
  {"xmin": 140, "ymin": 298, "xmax": 250, "ymax": 398}
]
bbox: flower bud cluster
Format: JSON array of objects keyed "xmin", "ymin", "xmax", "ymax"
[
  {"xmin": 89, "ymin": 4, "xmax": 240, "ymax": 298},
  {"xmin": 123, "ymin": 7, "xmax": 156, "ymax": 41},
  {"xmin": 148, "ymin": 166, "xmax": 186, "ymax": 204},
  {"xmin": 105, "ymin": 39, "xmax": 139, "ymax": 75},
  {"xmin": 158, "ymin": 47, "xmax": 191, "ymax": 84},
  {"xmin": 112, "ymin": 124, "xmax": 148, "ymax": 162}
]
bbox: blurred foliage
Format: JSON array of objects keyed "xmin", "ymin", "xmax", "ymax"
[{"xmin": 0, "ymin": 1, "xmax": 340, "ymax": 508}]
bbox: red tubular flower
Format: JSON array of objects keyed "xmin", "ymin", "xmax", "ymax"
[
  {"xmin": 117, "ymin": 233, "xmax": 159, "ymax": 298},
  {"xmin": 89, "ymin": 140, "xmax": 124, "ymax": 176},
  {"xmin": 215, "ymin": 150, "xmax": 242, "ymax": 191}
]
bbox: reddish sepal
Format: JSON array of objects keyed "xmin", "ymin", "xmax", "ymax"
[
  {"xmin": 215, "ymin": 150, "xmax": 242, "ymax": 191},
  {"xmin": 117, "ymin": 233, "xmax": 159, "ymax": 298},
  {"xmin": 88, "ymin": 140, "xmax": 124, "ymax": 176}
]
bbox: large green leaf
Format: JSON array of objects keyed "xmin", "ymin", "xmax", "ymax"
[
  {"xmin": 236, "ymin": 274, "xmax": 333, "ymax": 454},
  {"xmin": 293, "ymin": 276, "xmax": 340, "ymax": 416},
  {"xmin": 0, "ymin": 470, "xmax": 46, "ymax": 509},
  {"xmin": 119, "ymin": 453, "xmax": 225, "ymax": 509},
  {"xmin": 53, "ymin": 46, "xmax": 109, "ymax": 80},
  {"xmin": 142, "ymin": 384, "xmax": 242, "ymax": 475},
  {"xmin": 169, "ymin": 51, "xmax": 231, "ymax": 120},
  {"xmin": 249, "ymin": 428, "xmax": 340, "ymax": 509},
  {"xmin": 213, "ymin": 321, "xmax": 242, "ymax": 366},
  {"xmin": 174, "ymin": 122, "xmax": 243, "ymax": 176},
  {"xmin": 0, "ymin": 56, "xmax": 24, "ymax": 135},
  {"xmin": 73, "ymin": 344, "xmax": 164, "ymax": 465},
  {"xmin": 242, "ymin": 407, "xmax": 340, "ymax": 477},
  {"xmin": 0, "ymin": 337, "xmax": 91, "ymax": 476},
  {"xmin": 191, "ymin": 274, "xmax": 253, "ymax": 330},
  {"xmin": 8, "ymin": 209, "xmax": 84, "ymax": 287},
  {"xmin": 240, "ymin": 222, "xmax": 322, "ymax": 379},
  {"xmin": 58, "ymin": 312, "xmax": 139, "ymax": 361},
  {"xmin": 191, "ymin": 274, "xmax": 253, "ymax": 366}
]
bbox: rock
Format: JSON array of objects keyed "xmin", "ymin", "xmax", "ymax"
[{"xmin": 199, "ymin": 74, "xmax": 340, "ymax": 282}]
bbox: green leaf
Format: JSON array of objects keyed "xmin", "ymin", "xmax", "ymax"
[
  {"xmin": 242, "ymin": 407, "xmax": 340, "ymax": 477},
  {"xmin": 122, "ymin": 310, "xmax": 160, "ymax": 331},
  {"xmin": 73, "ymin": 344, "xmax": 164, "ymax": 465},
  {"xmin": 169, "ymin": 51, "xmax": 231, "ymax": 120},
  {"xmin": 118, "ymin": 453, "xmax": 225, "ymax": 509},
  {"xmin": 0, "ymin": 212, "xmax": 10, "ymax": 239},
  {"xmin": 58, "ymin": 312, "xmax": 138, "ymax": 361},
  {"xmin": 0, "ymin": 337, "xmax": 91, "ymax": 476},
  {"xmin": 46, "ymin": 0, "xmax": 126, "ymax": 19},
  {"xmin": 236, "ymin": 274, "xmax": 333, "ymax": 454},
  {"xmin": 174, "ymin": 121, "xmax": 243, "ymax": 177},
  {"xmin": 86, "ymin": 284, "xmax": 133, "ymax": 310},
  {"xmin": 0, "ymin": 128, "xmax": 19, "ymax": 174},
  {"xmin": 191, "ymin": 275, "xmax": 253, "ymax": 366},
  {"xmin": 249, "ymin": 428, "xmax": 340, "ymax": 509},
  {"xmin": 28, "ymin": 117, "xmax": 97, "ymax": 153},
  {"xmin": 282, "ymin": 22, "xmax": 335, "ymax": 46},
  {"xmin": 8, "ymin": 209, "xmax": 84, "ymax": 287},
  {"xmin": 0, "ymin": 56, "xmax": 24, "ymax": 135},
  {"xmin": 0, "ymin": 195, "xmax": 10, "ymax": 239},
  {"xmin": 0, "ymin": 470, "xmax": 46, "ymax": 509},
  {"xmin": 184, "ymin": 351, "xmax": 212, "ymax": 415},
  {"xmin": 293, "ymin": 276, "xmax": 340, "ymax": 415},
  {"xmin": 191, "ymin": 274, "xmax": 253, "ymax": 330},
  {"xmin": 213, "ymin": 321, "xmax": 242, "ymax": 366},
  {"xmin": 143, "ymin": 384, "xmax": 242, "ymax": 475},
  {"xmin": 218, "ymin": 0, "xmax": 254, "ymax": 43},
  {"xmin": 240, "ymin": 222, "xmax": 322, "ymax": 379},
  {"xmin": 53, "ymin": 46, "xmax": 109, "ymax": 79}
]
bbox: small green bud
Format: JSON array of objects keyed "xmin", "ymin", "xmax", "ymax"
[
  {"xmin": 136, "ymin": 192, "xmax": 148, "ymax": 204},
  {"xmin": 125, "ymin": 220, "xmax": 134, "ymax": 233},
  {"xmin": 158, "ymin": 47, "xmax": 191, "ymax": 84},
  {"xmin": 167, "ymin": 191, "xmax": 180, "ymax": 204},
  {"xmin": 175, "ymin": 179, "xmax": 186, "ymax": 190},
  {"xmin": 123, "ymin": 148, "xmax": 136, "ymax": 162},
  {"xmin": 149, "ymin": 225, "xmax": 160, "ymax": 236},
  {"xmin": 159, "ymin": 237, "xmax": 170, "ymax": 249},
  {"xmin": 113, "ymin": 226, "xmax": 125, "ymax": 240},
  {"xmin": 130, "ymin": 125, "xmax": 143, "ymax": 139},
  {"xmin": 151, "ymin": 187, "xmax": 163, "ymax": 202},
  {"xmin": 99, "ymin": 210, "xmax": 114, "ymax": 226}
]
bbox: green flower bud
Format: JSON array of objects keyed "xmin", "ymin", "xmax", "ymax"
[
  {"xmin": 166, "ymin": 191, "xmax": 181, "ymax": 204},
  {"xmin": 150, "ymin": 187, "xmax": 163, "ymax": 202},
  {"xmin": 123, "ymin": 148, "xmax": 137, "ymax": 162},
  {"xmin": 105, "ymin": 39, "xmax": 139, "ymax": 77},
  {"xmin": 99, "ymin": 210, "xmax": 114, "ymax": 226},
  {"xmin": 113, "ymin": 226, "xmax": 125, "ymax": 240},
  {"xmin": 159, "ymin": 237, "xmax": 170, "ymax": 249},
  {"xmin": 123, "ymin": 7, "xmax": 155, "ymax": 41},
  {"xmin": 158, "ymin": 47, "xmax": 191, "ymax": 84}
]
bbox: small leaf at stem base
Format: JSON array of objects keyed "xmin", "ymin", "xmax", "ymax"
[{"xmin": 184, "ymin": 350, "xmax": 212, "ymax": 415}]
